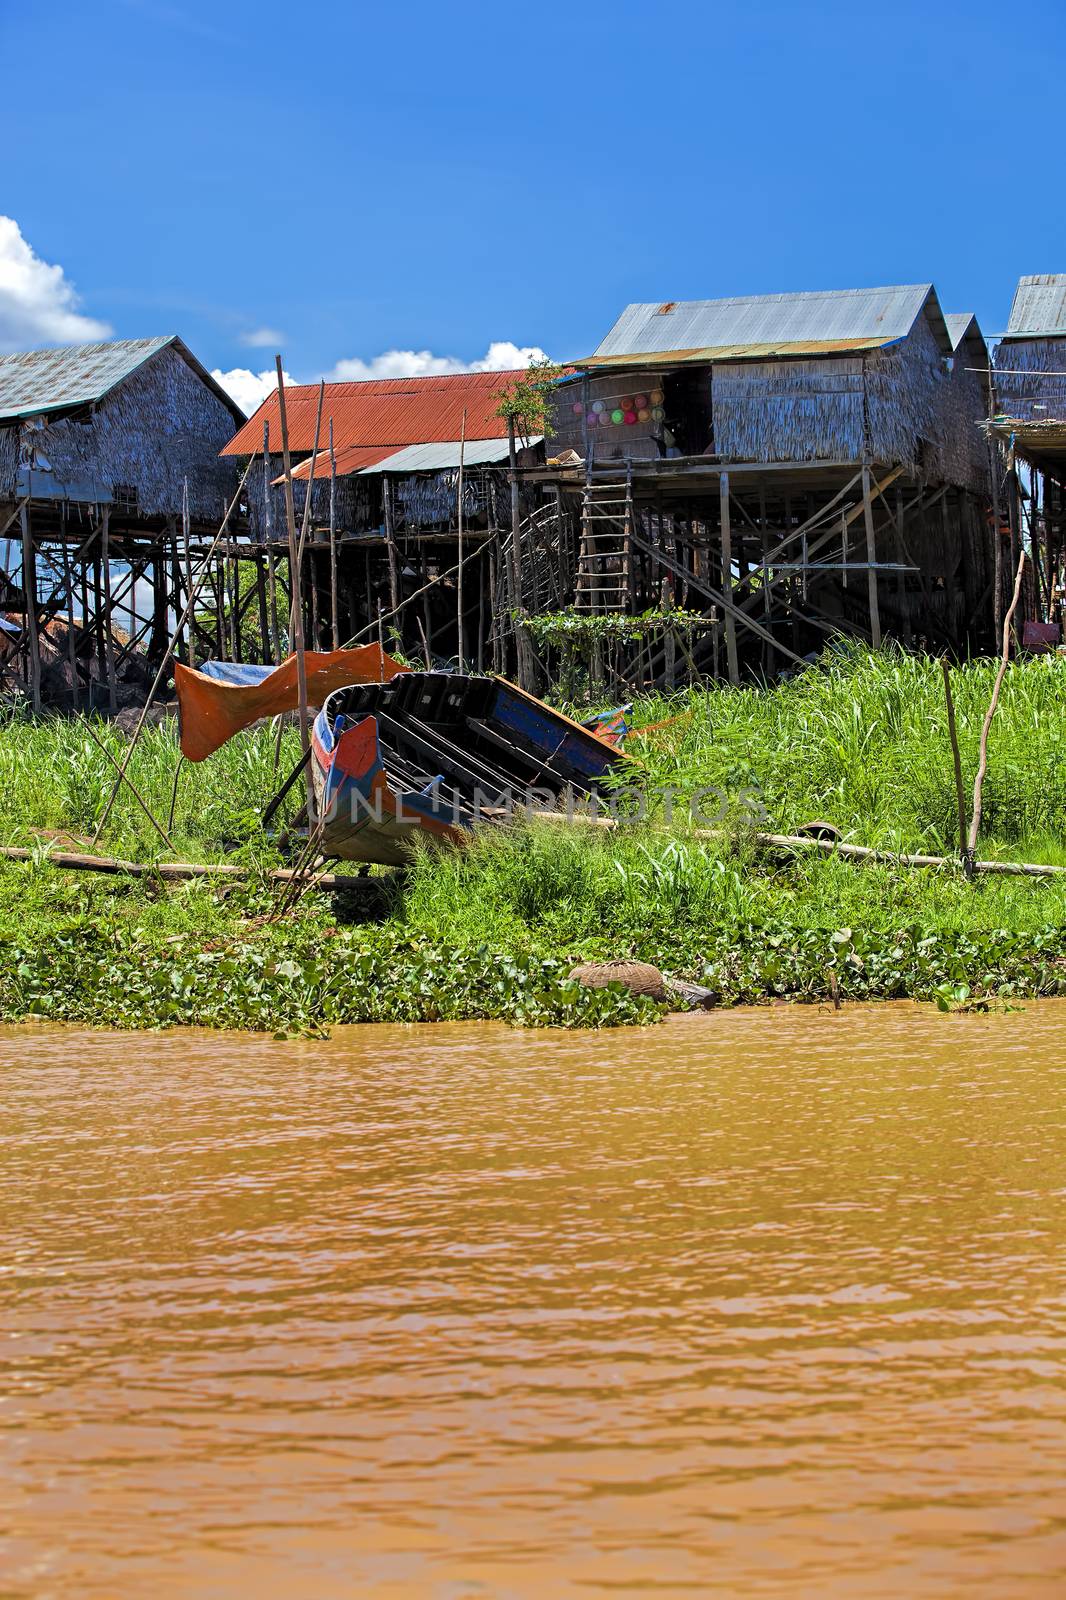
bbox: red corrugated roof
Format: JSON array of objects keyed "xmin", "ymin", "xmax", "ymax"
[{"xmin": 222, "ymin": 370, "xmax": 522, "ymax": 461}]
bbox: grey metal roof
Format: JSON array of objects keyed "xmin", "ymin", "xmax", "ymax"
[
  {"xmin": 358, "ymin": 436, "xmax": 540, "ymax": 474},
  {"xmin": 0, "ymin": 335, "xmax": 244, "ymax": 424},
  {"xmin": 1004, "ymin": 274, "xmax": 1066, "ymax": 338},
  {"xmin": 590, "ymin": 284, "xmax": 947, "ymax": 361},
  {"xmin": 944, "ymin": 313, "xmax": 971, "ymax": 349}
]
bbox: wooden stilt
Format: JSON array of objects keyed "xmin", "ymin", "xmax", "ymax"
[
  {"xmin": 383, "ymin": 476, "xmax": 400, "ymax": 615},
  {"xmin": 101, "ymin": 507, "xmax": 117, "ymax": 712},
  {"xmin": 276, "ymin": 356, "xmax": 315, "ymax": 818},
  {"xmin": 20, "ymin": 498, "xmax": 41, "ymax": 712},
  {"xmin": 861, "ymin": 465, "xmax": 882, "ymax": 648},
  {"xmin": 719, "ymin": 472, "xmax": 739, "ymax": 684},
  {"xmin": 328, "ymin": 416, "xmax": 339, "ymax": 650},
  {"xmin": 457, "ymin": 408, "xmax": 466, "ymax": 672}
]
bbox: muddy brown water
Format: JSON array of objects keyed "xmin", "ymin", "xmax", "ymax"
[{"xmin": 2, "ymin": 1003, "xmax": 1065, "ymax": 1598}]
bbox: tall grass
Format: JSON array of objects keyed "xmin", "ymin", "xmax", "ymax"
[
  {"xmin": 0, "ymin": 705, "xmax": 302, "ymax": 862},
  {"xmin": 625, "ymin": 643, "xmax": 1066, "ymax": 858},
  {"xmin": 0, "ymin": 643, "xmax": 1064, "ymax": 866}
]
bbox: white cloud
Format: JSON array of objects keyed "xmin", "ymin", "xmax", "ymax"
[
  {"xmin": 240, "ymin": 326, "xmax": 286, "ymax": 348},
  {"xmin": 214, "ymin": 340, "xmax": 551, "ymax": 417},
  {"xmin": 211, "ymin": 366, "xmax": 295, "ymax": 417},
  {"xmin": 328, "ymin": 340, "xmax": 550, "ymax": 382},
  {"xmin": 0, "ymin": 216, "xmax": 112, "ymax": 351}
]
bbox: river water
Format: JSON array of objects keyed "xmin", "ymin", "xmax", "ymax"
[{"xmin": 2, "ymin": 1003, "xmax": 1065, "ymax": 1598}]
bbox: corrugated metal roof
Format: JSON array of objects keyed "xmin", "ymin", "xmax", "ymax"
[
  {"xmin": 1004, "ymin": 274, "xmax": 1066, "ymax": 338},
  {"xmin": 360, "ymin": 436, "xmax": 540, "ymax": 474},
  {"xmin": 223, "ymin": 369, "xmax": 522, "ymax": 459},
  {"xmin": 287, "ymin": 434, "xmax": 538, "ymax": 482},
  {"xmin": 581, "ymin": 338, "xmax": 891, "ymax": 369},
  {"xmin": 0, "ymin": 335, "xmax": 243, "ymax": 424},
  {"xmin": 588, "ymin": 284, "xmax": 948, "ymax": 363},
  {"xmin": 944, "ymin": 313, "xmax": 977, "ymax": 351}
]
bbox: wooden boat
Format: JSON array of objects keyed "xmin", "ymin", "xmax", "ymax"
[{"xmin": 310, "ymin": 672, "xmax": 627, "ymax": 865}]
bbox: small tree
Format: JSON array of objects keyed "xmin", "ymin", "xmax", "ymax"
[{"xmin": 493, "ymin": 358, "xmax": 566, "ymax": 446}]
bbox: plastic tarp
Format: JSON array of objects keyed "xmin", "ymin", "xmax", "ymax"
[{"xmin": 174, "ymin": 646, "xmax": 408, "ymax": 762}]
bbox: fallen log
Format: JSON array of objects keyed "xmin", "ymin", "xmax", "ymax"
[
  {"xmin": 487, "ymin": 809, "xmax": 1066, "ymax": 879},
  {"xmin": 0, "ymin": 844, "xmax": 392, "ymax": 893}
]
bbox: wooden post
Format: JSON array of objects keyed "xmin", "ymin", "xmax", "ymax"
[
  {"xmin": 60, "ymin": 516, "xmax": 79, "ymax": 711},
  {"xmin": 19, "ymin": 497, "xmax": 41, "ymax": 712},
  {"xmin": 275, "ymin": 355, "xmax": 314, "ymax": 818},
  {"xmin": 383, "ymin": 476, "xmax": 400, "ymax": 616},
  {"xmin": 508, "ymin": 415, "xmax": 536, "ymax": 691},
  {"xmin": 719, "ymin": 471, "xmax": 739, "ymax": 684},
  {"xmin": 262, "ymin": 420, "xmax": 280, "ymax": 661},
  {"xmin": 457, "ymin": 407, "xmax": 466, "ymax": 672},
  {"xmin": 101, "ymin": 506, "xmax": 117, "ymax": 712},
  {"xmin": 988, "ymin": 442, "xmax": 1003, "ymax": 648},
  {"xmin": 328, "ymin": 416, "xmax": 339, "ymax": 650},
  {"xmin": 255, "ymin": 553, "xmax": 270, "ymax": 663},
  {"xmin": 861, "ymin": 464, "xmax": 882, "ymax": 648}
]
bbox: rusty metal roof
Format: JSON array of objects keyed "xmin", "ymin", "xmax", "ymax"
[
  {"xmin": 0, "ymin": 335, "xmax": 243, "ymax": 424},
  {"xmin": 223, "ymin": 369, "xmax": 523, "ymax": 459},
  {"xmin": 586, "ymin": 285, "xmax": 951, "ymax": 365},
  {"xmin": 1003, "ymin": 274, "xmax": 1066, "ymax": 338}
]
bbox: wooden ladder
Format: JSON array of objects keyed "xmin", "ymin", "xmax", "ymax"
[{"xmin": 574, "ymin": 466, "xmax": 635, "ymax": 612}]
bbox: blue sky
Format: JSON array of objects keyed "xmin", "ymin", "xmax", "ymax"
[{"xmin": 2, "ymin": 0, "xmax": 1064, "ymax": 411}]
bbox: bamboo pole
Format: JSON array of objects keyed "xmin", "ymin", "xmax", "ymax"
[
  {"xmin": 90, "ymin": 457, "xmax": 254, "ymax": 845},
  {"xmin": 81, "ymin": 719, "xmax": 176, "ymax": 852},
  {"xmin": 456, "ymin": 407, "xmax": 466, "ymax": 672},
  {"xmin": 328, "ymin": 416, "xmax": 339, "ymax": 650},
  {"xmin": 968, "ymin": 547, "xmax": 1027, "ymax": 857},
  {"xmin": 276, "ymin": 358, "xmax": 316, "ymax": 818},
  {"xmin": 940, "ymin": 657, "xmax": 971, "ymax": 876},
  {"xmin": 182, "ymin": 477, "xmax": 195, "ymax": 670}
]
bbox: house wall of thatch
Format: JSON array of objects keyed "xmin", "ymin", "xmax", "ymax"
[
  {"xmin": 711, "ymin": 356, "xmax": 866, "ymax": 460},
  {"xmin": 242, "ymin": 458, "xmax": 372, "ymax": 544},
  {"xmin": 0, "ymin": 426, "xmax": 18, "ymax": 493},
  {"xmin": 710, "ymin": 320, "xmax": 987, "ymax": 489},
  {"xmin": 993, "ymin": 338, "xmax": 1066, "ymax": 423},
  {"xmin": 6, "ymin": 344, "xmax": 239, "ymax": 519},
  {"xmin": 865, "ymin": 316, "xmax": 987, "ymax": 491}
]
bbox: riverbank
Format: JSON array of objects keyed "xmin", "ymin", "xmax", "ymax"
[{"xmin": 3, "ymin": 646, "xmax": 1066, "ymax": 1032}]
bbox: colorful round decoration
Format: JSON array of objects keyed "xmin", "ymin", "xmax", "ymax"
[
  {"xmin": 650, "ymin": 388, "xmax": 664, "ymax": 405},
  {"xmin": 621, "ymin": 395, "xmax": 634, "ymax": 410},
  {"xmin": 592, "ymin": 399, "xmax": 606, "ymax": 414},
  {"xmin": 572, "ymin": 401, "xmax": 584, "ymax": 414},
  {"xmin": 634, "ymin": 393, "xmax": 648, "ymax": 410},
  {"xmin": 624, "ymin": 410, "xmax": 637, "ymax": 425},
  {"xmin": 651, "ymin": 405, "xmax": 665, "ymax": 422},
  {"xmin": 586, "ymin": 411, "xmax": 598, "ymax": 426},
  {"xmin": 611, "ymin": 408, "xmax": 624, "ymax": 424},
  {"xmin": 637, "ymin": 407, "xmax": 651, "ymax": 422}
]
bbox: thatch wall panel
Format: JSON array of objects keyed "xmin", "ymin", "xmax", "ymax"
[
  {"xmin": 711, "ymin": 357, "xmax": 865, "ymax": 460},
  {"xmin": 994, "ymin": 338, "xmax": 1066, "ymax": 423},
  {"xmin": 0, "ymin": 425, "xmax": 18, "ymax": 494}
]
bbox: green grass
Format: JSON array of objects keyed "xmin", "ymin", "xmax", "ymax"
[{"xmin": 3, "ymin": 643, "xmax": 1066, "ymax": 1030}]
